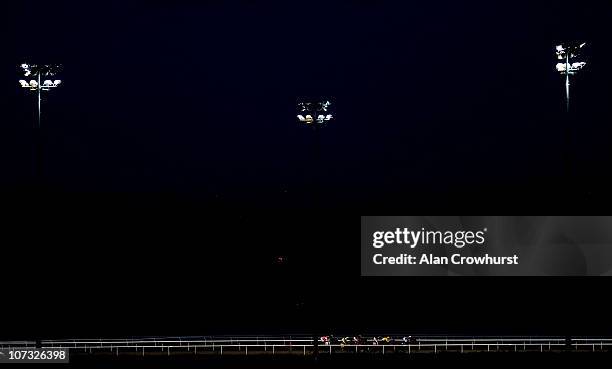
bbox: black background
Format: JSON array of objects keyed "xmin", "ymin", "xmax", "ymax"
[{"xmin": 1, "ymin": 1, "xmax": 612, "ymax": 340}]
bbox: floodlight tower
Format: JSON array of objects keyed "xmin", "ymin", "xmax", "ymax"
[
  {"xmin": 18, "ymin": 64, "xmax": 62, "ymax": 128},
  {"xmin": 18, "ymin": 64, "xmax": 62, "ymax": 183},
  {"xmin": 297, "ymin": 98, "xmax": 334, "ymax": 159},
  {"xmin": 555, "ymin": 43, "xmax": 587, "ymax": 113},
  {"xmin": 297, "ymin": 99, "xmax": 334, "ymax": 128},
  {"xmin": 296, "ymin": 98, "xmax": 334, "ymax": 206}
]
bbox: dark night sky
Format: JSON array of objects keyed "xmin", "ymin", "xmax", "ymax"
[
  {"xmin": 2, "ymin": 1, "xmax": 611, "ymax": 203},
  {"xmin": 1, "ymin": 1, "xmax": 612, "ymax": 339}
]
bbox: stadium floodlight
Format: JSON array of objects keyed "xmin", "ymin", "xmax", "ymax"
[
  {"xmin": 18, "ymin": 63, "xmax": 62, "ymax": 128},
  {"xmin": 297, "ymin": 114, "xmax": 314, "ymax": 124},
  {"xmin": 297, "ymin": 98, "xmax": 334, "ymax": 127},
  {"xmin": 21, "ymin": 63, "xmax": 32, "ymax": 77},
  {"xmin": 555, "ymin": 42, "xmax": 587, "ymax": 112}
]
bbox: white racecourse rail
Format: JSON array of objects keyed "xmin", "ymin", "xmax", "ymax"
[{"xmin": 2, "ymin": 336, "xmax": 611, "ymax": 355}]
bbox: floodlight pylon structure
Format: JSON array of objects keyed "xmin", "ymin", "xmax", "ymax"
[
  {"xmin": 297, "ymin": 98, "xmax": 335, "ymax": 158},
  {"xmin": 296, "ymin": 98, "xmax": 335, "ymax": 207},
  {"xmin": 19, "ymin": 64, "xmax": 62, "ymax": 128},
  {"xmin": 297, "ymin": 98, "xmax": 334, "ymax": 128},
  {"xmin": 18, "ymin": 63, "xmax": 62, "ymax": 183},
  {"xmin": 555, "ymin": 43, "xmax": 587, "ymax": 113}
]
